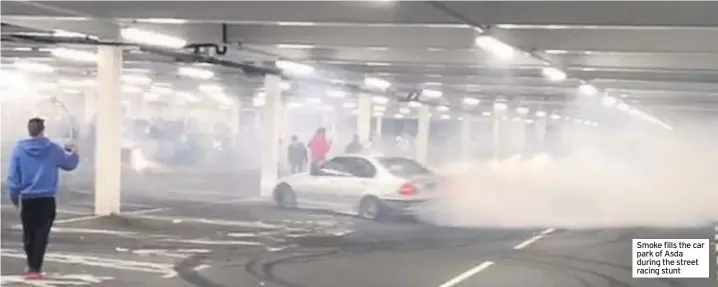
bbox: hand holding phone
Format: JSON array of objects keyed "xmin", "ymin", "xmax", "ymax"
[{"xmin": 64, "ymin": 143, "xmax": 77, "ymax": 153}]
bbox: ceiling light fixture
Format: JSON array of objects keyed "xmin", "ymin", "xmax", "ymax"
[
  {"xmin": 280, "ymin": 82, "xmax": 291, "ymax": 91},
  {"xmin": 372, "ymin": 96, "xmax": 389, "ymax": 105},
  {"xmin": 481, "ymin": 111, "xmax": 492, "ymax": 116},
  {"xmin": 399, "ymin": 107, "xmax": 411, "ymax": 114},
  {"xmin": 343, "ymin": 102, "xmax": 357, "ymax": 109},
  {"xmin": 407, "ymin": 101, "xmax": 422, "ymax": 108},
  {"xmin": 549, "ymin": 113, "xmax": 561, "ymax": 120},
  {"xmin": 306, "ymin": 97, "xmax": 322, "ymax": 105},
  {"xmin": 50, "ymin": 48, "xmax": 97, "ymax": 63},
  {"xmin": 579, "ymin": 83, "xmax": 598, "ymax": 96},
  {"xmin": 394, "ymin": 113, "xmax": 404, "ymax": 119},
  {"xmin": 121, "ymin": 74, "xmax": 152, "ymax": 85},
  {"xmin": 535, "ymin": 110, "xmax": 547, "ymax": 118},
  {"xmin": 13, "ymin": 61, "xmax": 55, "ymax": 73},
  {"xmin": 475, "ymin": 35, "xmax": 515, "ymax": 60},
  {"xmin": 617, "ymin": 102, "xmax": 631, "ymax": 112},
  {"xmin": 199, "ymin": 84, "xmax": 223, "ymax": 93},
  {"xmin": 541, "ymin": 67, "xmax": 567, "ymax": 81},
  {"xmin": 374, "ymin": 106, "xmax": 387, "ymax": 112},
  {"xmin": 421, "ymin": 89, "xmax": 443, "ymax": 99},
  {"xmin": 276, "ymin": 60, "xmax": 315, "ymax": 75},
  {"xmin": 516, "ymin": 106, "xmax": 530, "ymax": 114},
  {"xmin": 364, "ymin": 77, "xmax": 391, "ymax": 90},
  {"xmin": 440, "ymin": 114, "xmax": 451, "ymax": 120},
  {"xmin": 436, "ymin": 105, "xmax": 449, "ymax": 112},
  {"xmin": 326, "ymin": 90, "xmax": 346, "ymax": 98},
  {"xmin": 462, "ymin": 97, "xmax": 480, "ymax": 106},
  {"xmin": 602, "ymin": 95, "xmax": 618, "ymax": 107},
  {"xmin": 136, "ymin": 18, "xmax": 188, "ymax": 24},
  {"xmin": 178, "ymin": 66, "xmax": 215, "ymax": 80},
  {"xmin": 493, "ymin": 102, "xmax": 508, "ymax": 111},
  {"xmin": 121, "ymin": 28, "xmax": 187, "ymax": 49},
  {"xmin": 122, "ymin": 85, "xmax": 142, "ymax": 94},
  {"xmin": 276, "ymin": 44, "xmax": 315, "ymax": 49},
  {"xmin": 176, "ymin": 91, "xmax": 200, "ymax": 102}
]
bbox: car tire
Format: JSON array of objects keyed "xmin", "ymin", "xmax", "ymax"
[
  {"xmin": 357, "ymin": 196, "xmax": 386, "ymax": 221},
  {"xmin": 273, "ymin": 184, "xmax": 297, "ymax": 209}
]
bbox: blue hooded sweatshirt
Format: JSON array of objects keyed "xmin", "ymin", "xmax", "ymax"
[{"xmin": 7, "ymin": 137, "xmax": 80, "ymax": 204}]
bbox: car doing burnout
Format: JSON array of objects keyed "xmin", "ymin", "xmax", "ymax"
[{"xmin": 273, "ymin": 154, "xmax": 444, "ymax": 220}]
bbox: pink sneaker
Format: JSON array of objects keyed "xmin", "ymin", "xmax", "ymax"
[{"xmin": 24, "ymin": 272, "xmax": 44, "ymax": 280}]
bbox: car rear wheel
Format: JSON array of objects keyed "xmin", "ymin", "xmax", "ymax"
[
  {"xmin": 358, "ymin": 196, "xmax": 386, "ymax": 221},
  {"xmin": 273, "ymin": 184, "xmax": 297, "ymax": 209}
]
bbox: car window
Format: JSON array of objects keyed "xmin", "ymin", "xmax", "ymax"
[
  {"xmin": 376, "ymin": 157, "xmax": 432, "ymax": 177},
  {"xmin": 321, "ymin": 157, "xmax": 376, "ymax": 178},
  {"xmin": 342, "ymin": 157, "xmax": 377, "ymax": 178},
  {"xmin": 320, "ymin": 158, "xmax": 352, "ymax": 175}
]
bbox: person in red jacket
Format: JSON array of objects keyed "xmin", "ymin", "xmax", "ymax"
[{"xmin": 308, "ymin": 128, "xmax": 331, "ymax": 171}]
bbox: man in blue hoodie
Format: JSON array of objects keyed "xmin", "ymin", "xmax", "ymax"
[{"xmin": 7, "ymin": 118, "xmax": 80, "ymax": 280}]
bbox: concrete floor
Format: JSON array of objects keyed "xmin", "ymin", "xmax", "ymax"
[{"xmin": 1, "ymin": 188, "xmax": 715, "ymax": 287}]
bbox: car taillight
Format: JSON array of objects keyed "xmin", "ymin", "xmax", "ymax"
[{"xmin": 398, "ymin": 183, "xmax": 418, "ymax": 195}]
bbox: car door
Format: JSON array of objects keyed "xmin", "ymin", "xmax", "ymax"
[
  {"xmin": 321, "ymin": 157, "xmax": 377, "ymax": 210},
  {"xmin": 299, "ymin": 157, "xmax": 354, "ymax": 207}
]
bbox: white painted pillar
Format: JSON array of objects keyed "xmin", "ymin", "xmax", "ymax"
[
  {"xmin": 357, "ymin": 94, "xmax": 372, "ymax": 145},
  {"xmin": 260, "ymin": 74, "xmax": 283, "ymax": 196},
  {"xmin": 374, "ymin": 116, "xmax": 383, "ymax": 145},
  {"xmin": 492, "ymin": 113, "xmax": 502, "ymax": 159},
  {"xmin": 415, "ymin": 106, "xmax": 430, "ymax": 164},
  {"xmin": 229, "ymin": 99, "xmax": 241, "ymax": 148},
  {"xmin": 459, "ymin": 114, "xmax": 472, "ymax": 159},
  {"xmin": 513, "ymin": 121, "xmax": 526, "ymax": 155},
  {"xmin": 535, "ymin": 118, "xmax": 548, "ymax": 152},
  {"xmin": 94, "ymin": 45, "xmax": 123, "ymax": 216}
]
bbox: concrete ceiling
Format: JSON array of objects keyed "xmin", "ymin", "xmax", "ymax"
[{"xmin": 3, "ymin": 1, "xmax": 718, "ymax": 124}]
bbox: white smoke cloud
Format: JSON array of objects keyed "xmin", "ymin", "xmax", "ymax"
[{"xmin": 421, "ymin": 117, "xmax": 718, "ymax": 229}]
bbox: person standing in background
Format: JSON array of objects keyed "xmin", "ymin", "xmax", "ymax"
[
  {"xmin": 7, "ymin": 118, "xmax": 80, "ymax": 280},
  {"xmin": 287, "ymin": 135, "xmax": 307, "ymax": 174},
  {"xmin": 345, "ymin": 134, "xmax": 363, "ymax": 154},
  {"xmin": 308, "ymin": 128, "xmax": 331, "ymax": 171}
]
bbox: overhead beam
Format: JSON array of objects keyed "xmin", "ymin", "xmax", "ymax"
[
  {"xmin": 6, "ymin": 2, "xmax": 718, "ymax": 27},
  {"xmin": 1, "ymin": 17, "xmax": 225, "ymax": 43},
  {"xmin": 494, "ymin": 28, "xmax": 718, "ymax": 54}
]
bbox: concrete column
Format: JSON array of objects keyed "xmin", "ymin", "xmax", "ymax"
[
  {"xmin": 94, "ymin": 45, "xmax": 123, "ymax": 216},
  {"xmin": 492, "ymin": 113, "xmax": 502, "ymax": 159},
  {"xmin": 375, "ymin": 116, "xmax": 383, "ymax": 136},
  {"xmin": 260, "ymin": 74, "xmax": 283, "ymax": 196},
  {"xmin": 513, "ymin": 121, "xmax": 526, "ymax": 155},
  {"xmin": 357, "ymin": 94, "xmax": 372, "ymax": 145},
  {"xmin": 459, "ymin": 114, "xmax": 472, "ymax": 159},
  {"xmin": 535, "ymin": 118, "xmax": 548, "ymax": 153},
  {"xmin": 229, "ymin": 99, "xmax": 241, "ymax": 148},
  {"xmin": 415, "ymin": 106, "xmax": 430, "ymax": 164}
]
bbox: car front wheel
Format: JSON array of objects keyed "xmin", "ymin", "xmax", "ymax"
[{"xmin": 273, "ymin": 184, "xmax": 297, "ymax": 209}]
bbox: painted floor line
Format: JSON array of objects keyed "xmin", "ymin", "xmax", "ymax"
[
  {"xmin": 436, "ymin": 228, "xmax": 555, "ymax": 287},
  {"xmin": 437, "ymin": 261, "xmax": 495, "ymax": 287},
  {"xmin": 513, "ymin": 228, "xmax": 555, "ymax": 250},
  {"xmin": 53, "ymin": 207, "xmax": 171, "ymax": 224}
]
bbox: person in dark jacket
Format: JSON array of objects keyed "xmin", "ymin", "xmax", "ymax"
[
  {"xmin": 345, "ymin": 134, "xmax": 363, "ymax": 154},
  {"xmin": 7, "ymin": 118, "xmax": 80, "ymax": 280},
  {"xmin": 287, "ymin": 135, "xmax": 308, "ymax": 174}
]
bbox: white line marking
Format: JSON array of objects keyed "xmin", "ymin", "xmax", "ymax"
[
  {"xmin": 127, "ymin": 214, "xmax": 284, "ymax": 229},
  {"xmin": 436, "ymin": 228, "xmax": 556, "ymax": 287},
  {"xmin": 437, "ymin": 261, "xmax": 495, "ymax": 287},
  {"xmin": 122, "ymin": 207, "xmax": 169, "ymax": 216},
  {"xmin": 52, "ymin": 207, "xmax": 170, "ymax": 224},
  {"xmin": 54, "ymin": 215, "xmax": 102, "ymax": 224},
  {"xmin": 9, "ymin": 226, "xmax": 139, "ymax": 236},
  {"xmin": 193, "ymin": 264, "xmax": 210, "ymax": 271},
  {"xmin": 513, "ymin": 228, "xmax": 555, "ymax": 250},
  {"xmin": 160, "ymin": 238, "xmax": 264, "ymax": 246}
]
